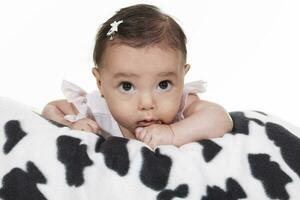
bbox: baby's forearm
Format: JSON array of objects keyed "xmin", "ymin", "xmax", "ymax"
[{"xmin": 170, "ymin": 105, "xmax": 233, "ymax": 146}]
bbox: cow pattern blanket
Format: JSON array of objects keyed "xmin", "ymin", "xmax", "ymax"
[{"xmin": 0, "ymin": 97, "xmax": 300, "ymax": 200}]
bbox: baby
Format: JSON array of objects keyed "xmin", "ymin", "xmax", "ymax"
[{"xmin": 42, "ymin": 4, "xmax": 233, "ymax": 149}]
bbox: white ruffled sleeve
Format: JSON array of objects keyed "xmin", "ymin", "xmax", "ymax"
[
  {"xmin": 61, "ymin": 80, "xmax": 90, "ymax": 123},
  {"xmin": 184, "ymin": 80, "xmax": 207, "ymax": 94}
]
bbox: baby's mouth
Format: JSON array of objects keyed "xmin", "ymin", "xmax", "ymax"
[{"xmin": 137, "ymin": 120, "xmax": 162, "ymax": 127}]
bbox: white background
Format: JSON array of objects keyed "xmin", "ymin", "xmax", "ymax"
[{"xmin": 0, "ymin": 0, "xmax": 299, "ymax": 125}]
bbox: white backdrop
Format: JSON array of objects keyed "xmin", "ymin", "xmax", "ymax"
[{"xmin": 0, "ymin": 0, "xmax": 299, "ymax": 125}]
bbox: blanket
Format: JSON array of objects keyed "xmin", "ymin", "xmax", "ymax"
[{"xmin": 0, "ymin": 97, "xmax": 300, "ymax": 200}]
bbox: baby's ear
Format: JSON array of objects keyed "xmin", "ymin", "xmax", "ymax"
[
  {"xmin": 92, "ymin": 67, "xmax": 102, "ymax": 87},
  {"xmin": 92, "ymin": 67, "xmax": 105, "ymax": 97},
  {"xmin": 184, "ymin": 64, "xmax": 190, "ymax": 75}
]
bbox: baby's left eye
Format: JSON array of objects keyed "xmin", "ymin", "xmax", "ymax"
[{"xmin": 157, "ymin": 80, "xmax": 172, "ymax": 91}]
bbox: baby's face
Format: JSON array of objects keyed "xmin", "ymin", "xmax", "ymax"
[{"xmin": 94, "ymin": 43, "xmax": 188, "ymax": 138}]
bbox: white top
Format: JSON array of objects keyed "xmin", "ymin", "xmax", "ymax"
[{"xmin": 62, "ymin": 80, "xmax": 206, "ymax": 137}]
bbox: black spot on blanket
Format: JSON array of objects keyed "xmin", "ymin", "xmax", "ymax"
[
  {"xmin": 96, "ymin": 137, "xmax": 130, "ymax": 176},
  {"xmin": 0, "ymin": 161, "xmax": 47, "ymax": 200},
  {"xmin": 201, "ymin": 178, "xmax": 247, "ymax": 200},
  {"xmin": 3, "ymin": 120, "xmax": 27, "ymax": 154},
  {"xmin": 248, "ymin": 153, "xmax": 292, "ymax": 200},
  {"xmin": 198, "ymin": 140, "xmax": 222, "ymax": 162},
  {"xmin": 157, "ymin": 184, "xmax": 189, "ymax": 200},
  {"xmin": 94, "ymin": 135, "xmax": 106, "ymax": 152},
  {"xmin": 229, "ymin": 112, "xmax": 264, "ymax": 135},
  {"xmin": 266, "ymin": 122, "xmax": 300, "ymax": 177},
  {"xmin": 140, "ymin": 148, "xmax": 172, "ymax": 191},
  {"xmin": 57, "ymin": 135, "xmax": 93, "ymax": 187}
]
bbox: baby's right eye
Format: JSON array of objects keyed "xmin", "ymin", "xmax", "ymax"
[{"xmin": 118, "ymin": 81, "xmax": 135, "ymax": 93}]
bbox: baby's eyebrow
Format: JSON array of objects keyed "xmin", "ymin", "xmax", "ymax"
[
  {"xmin": 113, "ymin": 71, "xmax": 177, "ymax": 78},
  {"xmin": 158, "ymin": 71, "xmax": 177, "ymax": 77},
  {"xmin": 113, "ymin": 72, "xmax": 139, "ymax": 78}
]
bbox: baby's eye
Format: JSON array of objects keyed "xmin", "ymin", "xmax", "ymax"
[
  {"xmin": 118, "ymin": 81, "xmax": 135, "ymax": 93},
  {"xmin": 157, "ymin": 80, "xmax": 172, "ymax": 92}
]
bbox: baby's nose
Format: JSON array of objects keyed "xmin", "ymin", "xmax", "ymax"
[{"xmin": 138, "ymin": 93, "xmax": 155, "ymax": 110}]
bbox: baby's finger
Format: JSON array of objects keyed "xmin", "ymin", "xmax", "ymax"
[
  {"xmin": 136, "ymin": 127, "xmax": 146, "ymax": 140},
  {"xmin": 83, "ymin": 123, "xmax": 94, "ymax": 132},
  {"xmin": 142, "ymin": 131, "xmax": 152, "ymax": 145},
  {"xmin": 135, "ymin": 127, "xmax": 144, "ymax": 139},
  {"xmin": 76, "ymin": 124, "xmax": 93, "ymax": 132},
  {"xmin": 140, "ymin": 130, "xmax": 147, "ymax": 141},
  {"xmin": 136, "ymin": 128, "xmax": 147, "ymax": 141},
  {"xmin": 87, "ymin": 120, "xmax": 100, "ymax": 133},
  {"xmin": 148, "ymin": 140, "xmax": 157, "ymax": 150}
]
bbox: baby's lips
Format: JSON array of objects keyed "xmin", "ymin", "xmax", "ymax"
[{"xmin": 137, "ymin": 120, "xmax": 162, "ymax": 127}]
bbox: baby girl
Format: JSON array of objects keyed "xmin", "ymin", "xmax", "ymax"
[{"xmin": 42, "ymin": 4, "xmax": 233, "ymax": 149}]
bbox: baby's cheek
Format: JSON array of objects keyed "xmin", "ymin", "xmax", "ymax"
[
  {"xmin": 106, "ymin": 99, "xmax": 127, "ymax": 117},
  {"xmin": 111, "ymin": 103, "xmax": 132, "ymax": 119},
  {"xmin": 158, "ymin": 100, "xmax": 181, "ymax": 123}
]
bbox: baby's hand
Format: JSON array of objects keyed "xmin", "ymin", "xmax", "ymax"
[
  {"xmin": 70, "ymin": 118, "xmax": 100, "ymax": 134},
  {"xmin": 135, "ymin": 124, "xmax": 175, "ymax": 149}
]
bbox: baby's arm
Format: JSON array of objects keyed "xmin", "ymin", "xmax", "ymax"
[
  {"xmin": 135, "ymin": 94, "xmax": 233, "ymax": 148},
  {"xmin": 42, "ymin": 100, "xmax": 99, "ymax": 133},
  {"xmin": 171, "ymin": 94, "xmax": 233, "ymax": 146}
]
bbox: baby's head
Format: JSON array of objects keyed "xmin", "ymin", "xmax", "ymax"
[{"xmin": 92, "ymin": 4, "xmax": 190, "ymax": 137}]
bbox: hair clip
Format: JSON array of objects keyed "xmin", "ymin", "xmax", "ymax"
[{"xmin": 106, "ymin": 20, "xmax": 123, "ymax": 40}]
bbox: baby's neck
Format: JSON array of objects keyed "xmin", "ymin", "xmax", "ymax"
[{"xmin": 119, "ymin": 125, "xmax": 136, "ymax": 139}]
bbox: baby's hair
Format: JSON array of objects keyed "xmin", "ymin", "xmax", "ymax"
[{"xmin": 93, "ymin": 4, "xmax": 187, "ymax": 67}]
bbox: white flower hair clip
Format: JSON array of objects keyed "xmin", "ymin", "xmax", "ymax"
[{"xmin": 106, "ymin": 20, "xmax": 123, "ymax": 40}]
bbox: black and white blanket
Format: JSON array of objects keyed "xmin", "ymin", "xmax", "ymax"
[{"xmin": 0, "ymin": 97, "xmax": 300, "ymax": 200}]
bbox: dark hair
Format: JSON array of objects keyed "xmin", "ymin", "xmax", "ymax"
[{"xmin": 93, "ymin": 4, "xmax": 187, "ymax": 67}]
